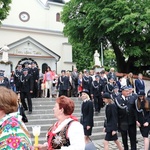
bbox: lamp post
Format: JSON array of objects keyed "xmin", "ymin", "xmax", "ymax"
[{"xmin": 98, "ymin": 37, "xmax": 104, "ymax": 67}]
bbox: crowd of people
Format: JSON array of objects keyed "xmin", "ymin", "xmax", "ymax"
[{"xmin": 0, "ymin": 63, "xmax": 150, "ymax": 149}]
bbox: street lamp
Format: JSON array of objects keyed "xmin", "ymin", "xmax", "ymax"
[{"xmin": 98, "ymin": 37, "xmax": 104, "ymax": 67}]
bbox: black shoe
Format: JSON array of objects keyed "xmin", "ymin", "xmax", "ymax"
[
  {"xmin": 28, "ymin": 111, "xmax": 32, "ymax": 114},
  {"xmin": 24, "ymin": 108, "xmax": 28, "ymax": 111}
]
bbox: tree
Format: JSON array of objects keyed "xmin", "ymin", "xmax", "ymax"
[
  {"xmin": 61, "ymin": 0, "xmax": 150, "ymax": 73},
  {"xmin": 0, "ymin": 0, "xmax": 12, "ymax": 25}
]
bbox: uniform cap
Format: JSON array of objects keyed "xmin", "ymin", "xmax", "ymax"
[
  {"xmin": 0, "ymin": 73, "xmax": 4, "ymax": 77},
  {"xmin": 102, "ymin": 93, "xmax": 111, "ymax": 99},
  {"xmin": 23, "ymin": 68, "xmax": 28, "ymax": 72},
  {"xmin": 121, "ymin": 86, "xmax": 129, "ymax": 91},
  {"xmin": 138, "ymin": 90, "xmax": 145, "ymax": 96},
  {"xmin": 81, "ymin": 89, "xmax": 89, "ymax": 95}
]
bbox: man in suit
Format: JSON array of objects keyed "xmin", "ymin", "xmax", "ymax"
[
  {"xmin": 82, "ymin": 70, "xmax": 93, "ymax": 97},
  {"xmin": 115, "ymin": 86, "xmax": 137, "ymax": 150},
  {"xmin": 135, "ymin": 73, "xmax": 145, "ymax": 94},
  {"xmin": 91, "ymin": 75, "xmax": 103, "ymax": 113},
  {"xmin": 56, "ymin": 70, "xmax": 69, "ymax": 97},
  {"xmin": 71, "ymin": 68, "xmax": 78, "ymax": 97},
  {"xmin": 19, "ymin": 68, "xmax": 33, "ymax": 114}
]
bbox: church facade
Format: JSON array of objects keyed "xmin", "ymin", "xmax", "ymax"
[{"xmin": 0, "ymin": 0, "xmax": 75, "ymax": 76}]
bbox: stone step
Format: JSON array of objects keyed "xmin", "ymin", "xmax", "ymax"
[{"xmin": 26, "ymin": 114, "xmax": 105, "ymax": 121}]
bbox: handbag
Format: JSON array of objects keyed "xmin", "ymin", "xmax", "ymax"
[{"xmin": 85, "ymin": 140, "xmax": 97, "ymax": 150}]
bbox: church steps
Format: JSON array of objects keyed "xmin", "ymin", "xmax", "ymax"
[{"xmin": 26, "ymin": 97, "xmax": 141, "ymax": 144}]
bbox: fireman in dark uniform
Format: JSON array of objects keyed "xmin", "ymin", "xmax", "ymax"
[
  {"xmin": 115, "ymin": 86, "xmax": 137, "ymax": 150},
  {"xmin": 19, "ymin": 68, "xmax": 33, "ymax": 114},
  {"xmin": 30, "ymin": 61, "xmax": 39, "ymax": 98},
  {"xmin": 56, "ymin": 70, "xmax": 69, "ymax": 97},
  {"xmin": 14, "ymin": 64, "xmax": 23, "ymax": 93},
  {"xmin": 91, "ymin": 75, "xmax": 103, "ymax": 113}
]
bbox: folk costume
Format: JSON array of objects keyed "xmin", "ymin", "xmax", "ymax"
[
  {"xmin": 0, "ymin": 112, "xmax": 32, "ymax": 150},
  {"xmin": 46, "ymin": 118, "xmax": 85, "ymax": 150}
]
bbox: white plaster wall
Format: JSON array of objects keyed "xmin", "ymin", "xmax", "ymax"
[{"xmin": 3, "ymin": 0, "xmax": 64, "ymax": 31}]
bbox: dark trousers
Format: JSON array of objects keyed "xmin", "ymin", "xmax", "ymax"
[
  {"xmin": 72, "ymin": 83, "xmax": 78, "ymax": 97},
  {"xmin": 93, "ymin": 96, "xmax": 103, "ymax": 112},
  {"xmin": 120, "ymin": 123, "xmax": 137, "ymax": 150},
  {"xmin": 32, "ymin": 81, "xmax": 38, "ymax": 98},
  {"xmin": 20, "ymin": 91, "xmax": 32, "ymax": 112},
  {"xmin": 59, "ymin": 90, "xmax": 67, "ymax": 97}
]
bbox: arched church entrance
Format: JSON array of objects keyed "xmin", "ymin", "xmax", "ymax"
[{"xmin": 16, "ymin": 58, "xmax": 39, "ymax": 69}]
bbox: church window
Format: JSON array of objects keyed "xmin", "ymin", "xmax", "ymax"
[{"xmin": 56, "ymin": 13, "xmax": 60, "ymax": 22}]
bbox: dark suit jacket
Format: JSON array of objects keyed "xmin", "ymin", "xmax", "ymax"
[
  {"xmin": 104, "ymin": 103, "xmax": 118, "ymax": 132},
  {"xmin": 135, "ymin": 79, "xmax": 145, "ymax": 94},
  {"xmin": 19, "ymin": 74, "xmax": 33, "ymax": 92},
  {"xmin": 57, "ymin": 76, "xmax": 69, "ymax": 90},
  {"xmin": 115, "ymin": 95, "xmax": 129, "ymax": 131},
  {"xmin": 82, "ymin": 76, "xmax": 93, "ymax": 91},
  {"xmin": 81, "ymin": 100, "xmax": 94, "ymax": 128},
  {"xmin": 91, "ymin": 80, "xmax": 103, "ymax": 96}
]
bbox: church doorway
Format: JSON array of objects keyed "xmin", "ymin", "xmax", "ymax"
[{"xmin": 16, "ymin": 58, "xmax": 39, "ymax": 69}]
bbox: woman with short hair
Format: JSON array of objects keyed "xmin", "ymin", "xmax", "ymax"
[
  {"xmin": 34, "ymin": 96, "xmax": 85, "ymax": 150},
  {"xmin": 0, "ymin": 87, "xmax": 32, "ymax": 150}
]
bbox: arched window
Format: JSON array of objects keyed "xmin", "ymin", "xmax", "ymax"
[{"xmin": 56, "ymin": 13, "xmax": 60, "ymax": 22}]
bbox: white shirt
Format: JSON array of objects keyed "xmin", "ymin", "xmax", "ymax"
[{"xmin": 54, "ymin": 118, "xmax": 85, "ymax": 150}]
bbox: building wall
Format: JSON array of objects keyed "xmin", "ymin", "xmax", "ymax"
[{"xmin": 0, "ymin": 0, "xmax": 74, "ymax": 74}]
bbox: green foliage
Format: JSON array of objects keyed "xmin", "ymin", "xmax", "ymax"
[
  {"xmin": 61, "ymin": 0, "xmax": 150, "ymax": 73},
  {"xmin": 0, "ymin": 0, "xmax": 12, "ymax": 25}
]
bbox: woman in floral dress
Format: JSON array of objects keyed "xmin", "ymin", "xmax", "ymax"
[{"xmin": 0, "ymin": 87, "xmax": 32, "ymax": 150}]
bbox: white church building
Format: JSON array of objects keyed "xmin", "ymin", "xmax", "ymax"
[{"xmin": 0, "ymin": 0, "xmax": 75, "ymax": 76}]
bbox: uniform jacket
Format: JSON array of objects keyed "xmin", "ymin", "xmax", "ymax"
[
  {"xmin": 135, "ymin": 99, "xmax": 150, "ymax": 125},
  {"xmin": 115, "ymin": 94, "xmax": 130, "ymax": 130},
  {"xmin": 19, "ymin": 74, "xmax": 33, "ymax": 92},
  {"xmin": 81, "ymin": 100, "xmax": 94, "ymax": 128},
  {"xmin": 82, "ymin": 75, "xmax": 93, "ymax": 91},
  {"xmin": 57, "ymin": 76, "xmax": 69, "ymax": 90},
  {"xmin": 91, "ymin": 80, "xmax": 103, "ymax": 96},
  {"xmin": 104, "ymin": 103, "xmax": 118, "ymax": 132},
  {"xmin": 100, "ymin": 77, "xmax": 107, "ymax": 91},
  {"xmin": 30, "ymin": 67, "xmax": 39, "ymax": 81},
  {"xmin": 104, "ymin": 83, "xmax": 115, "ymax": 94}
]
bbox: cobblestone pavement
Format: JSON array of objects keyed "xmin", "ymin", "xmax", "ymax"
[{"xmin": 93, "ymin": 135, "xmax": 146, "ymax": 150}]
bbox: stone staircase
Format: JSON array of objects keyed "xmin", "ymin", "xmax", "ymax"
[{"xmin": 25, "ymin": 97, "xmax": 106, "ymax": 144}]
